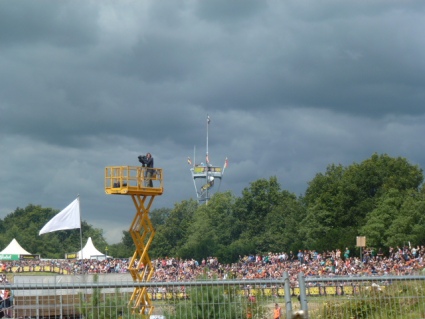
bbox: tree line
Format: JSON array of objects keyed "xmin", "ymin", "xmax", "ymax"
[{"xmin": 1, "ymin": 153, "xmax": 424, "ymax": 261}]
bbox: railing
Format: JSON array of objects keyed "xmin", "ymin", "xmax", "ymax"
[
  {"xmin": 4, "ymin": 273, "xmax": 425, "ymax": 318},
  {"xmin": 105, "ymin": 166, "xmax": 163, "ymax": 195},
  {"xmin": 302, "ymin": 274, "xmax": 425, "ymax": 318},
  {"xmin": 6, "ymin": 275, "xmax": 288, "ymax": 319}
]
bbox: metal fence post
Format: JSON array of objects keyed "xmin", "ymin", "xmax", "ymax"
[
  {"xmin": 60, "ymin": 294, "xmax": 63, "ymax": 319},
  {"xmin": 298, "ymin": 272, "xmax": 309, "ymax": 318},
  {"xmin": 36, "ymin": 295, "xmax": 40, "ymax": 319},
  {"xmin": 283, "ymin": 271, "xmax": 293, "ymax": 319}
]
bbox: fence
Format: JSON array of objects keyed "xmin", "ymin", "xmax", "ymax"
[
  {"xmin": 303, "ymin": 274, "xmax": 425, "ymax": 319},
  {"xmin": 3, "ymin": 273, "xmax": 425, "ymax": 318},
  {"xmin": 4, "ymin": 274, "xmax": 295, "ymax": 319}
]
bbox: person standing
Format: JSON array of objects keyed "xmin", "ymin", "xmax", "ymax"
[
  {"xmin": 138, "ymin": 153, "xmax": 154, "ymax": 187},
  {"xmin": 344, "ymin": 247, "xmax": 350, "ymax": 260},
  {"xmin": 274, "ymin": 303, "xmax": 281, "ymax": 319},
  {"xmin": 0, "ymin": 289, "xmax": 12, "ymax": 318}
]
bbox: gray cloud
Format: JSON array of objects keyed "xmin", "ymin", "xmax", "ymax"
[{"xmin": 1, "ymin": 0, "xmax": 424, "ymax": 243}]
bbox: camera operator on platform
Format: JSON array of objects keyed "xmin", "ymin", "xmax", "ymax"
[{"xmin": 138, "ymin": 153, "xmax": 154, "ymax": 187}]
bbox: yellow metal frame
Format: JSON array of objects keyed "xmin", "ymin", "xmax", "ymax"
[
  {"xmin": 105, "ymin": 166, "xmax": 163, "ymax": 316},
  {"xmin": 105, "ymin": 166, "xmax": 163, "ymax": 195}
]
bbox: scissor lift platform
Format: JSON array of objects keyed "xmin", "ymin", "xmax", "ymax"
[
  {"xmin": 105, "ymin": 165, "xmax": 163, "ymax": 316},
  {"xmin": 105, "ymin": 166, "xmax": 163, "ymax": 196}
]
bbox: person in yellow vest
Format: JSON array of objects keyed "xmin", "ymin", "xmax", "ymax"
[{"xmin": 274, "ymin": 303, "xmax": 282, "ymax": 319}]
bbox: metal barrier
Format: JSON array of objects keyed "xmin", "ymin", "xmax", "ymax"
[
  {"xmin": 4, "ymin": 275, "xmax": 296, "ymax": 319},
  {"xmin": 302, "ymin": 274, "xmax": 425, "ymax": 319},
  {"xmin": 4, "ymin": 273, "xmax": 425, "ymax": 318}
]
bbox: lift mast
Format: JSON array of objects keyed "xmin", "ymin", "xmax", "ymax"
[
  {"xmin": 105, "ymin": 165, "xmax": 163, "ymax": 316},
  {"xmin": 188, "ymin": 115, "xmax": 228, "ymax": 204}
]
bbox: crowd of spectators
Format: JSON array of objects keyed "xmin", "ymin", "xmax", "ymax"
[{"xmin": 1, "ymin": 245, "xmax": 425, "ymax": 282}]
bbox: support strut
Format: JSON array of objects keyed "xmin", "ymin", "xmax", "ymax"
[
  {"xmin": 128, "ymin": 194, "xmax": 156, "ymax": 315},
  {"xmin": 104, "ymin": 166, "xmax": 163, "ymax": 317}
]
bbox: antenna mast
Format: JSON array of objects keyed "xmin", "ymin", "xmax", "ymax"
[{"xmin": 188, "ymin": 115, "xmax": 227, "ymax": 204}]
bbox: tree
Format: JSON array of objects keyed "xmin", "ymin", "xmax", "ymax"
[
  {"xmin": 178, "ymin": 192, "xmax": 237, "ymax": 263},
  {"xmin": 149, "ymin": 199, "xmax": 198, "ymax": 258},
  {"xmin": 233, "ymin": 177, "xmax": 283, "ymax": 252},
  {"xmin": 3, "ymin": 153, "xmax": 424, "ymax": 263},
  {"xmin": 300, "ymin": 154, "xmax": 423, "ymax": 252},
  {"xmin": 262, "ymin": 190, "xmax": 306, "ymax": 252},
  {"xmin": 360, "ymin": 188, "xmax": 405, "ymax": 248},
  {"xmin": 0, "ymin": 204, "xmax": 108, "ymax": 259},
  {"xmin": 150, "ymin": 207, "xmax": 171, "ymax": 227},
  {"xmin": 384, "ymin": 190, "xmax": 425, "ymax": 247},
  {"xmin": 108, "ymin": 231, "xmax": 134, "ymax": 258}
]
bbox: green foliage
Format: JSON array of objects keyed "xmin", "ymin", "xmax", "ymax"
[
  {"xmin": 150, "ymin": 207, "xmax": 172, "ymax": 226},
  {"xmin": 0, "ymin": 204, "xmax": 108, "ymax": 259},
  {"xmin": 164, "ymin": 280, "xmax": 267, "ymax": 319},
  {"xmin": 262, "ymin": 190, "xmax": 306, "ymax": 253},
  {"xmin": 178, "ymin": 192, "xmax": 237, "ymax": 263},
  {"xmin": 108, "ymin": 231, "xmax": 135, "ymax": 258},
  {"xmin": 2, "ymin": 153, "xmax": 424, "ymax": 263},
  {"xmin": 149, "ymin": 199, "xmax": 198, "ymax": 258},
  {"xmin": 317, "ymin": 281, "xmax": 425, "ymax": 318},
  {"xmin": 79, "ymin": 274, "xmax": 132, "ymax": 319},
  {"xmin": 300, "ymin": 154, "xmax": 423, "ymax": 252},
  {"xmin": 234, "ymin": 177, "xmax": 283, "ymax": 241}
]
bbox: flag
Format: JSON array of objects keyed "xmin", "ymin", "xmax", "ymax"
[
  {"xmin": 207, "ymin": 115, "xmax": 211, "ymax": 124},
  {"xmin": 224, "ymin": 157, "xmax": 228, "ymax": 168},
  {"xmin": 39, "ymin": 198, "xmax": 81, "ymax": 235},
  {"xmin": 187, "ymin": 157, "xmax": 192, "ymax": 165},
  {"xmin": 206, "ymin": 153, "xmax": 209, "ymax": 164}
]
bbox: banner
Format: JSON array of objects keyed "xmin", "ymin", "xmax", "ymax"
[{"xmin": 0, "ymin": 254, "xmax": 20, "ymax": 261}]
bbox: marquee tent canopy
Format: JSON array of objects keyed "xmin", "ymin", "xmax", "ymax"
[
  {"xmin": 0, "ymin": 238, "xmax": 31, "ymax": 255},
  {"xmin": 77, "ymin": 237, "xmax": 108, "ymax": 259}
]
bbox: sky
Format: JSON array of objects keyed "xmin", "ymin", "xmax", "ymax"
[{"xmin": 1, "ymin": 0, "xmax": 425, "ymax": 244}]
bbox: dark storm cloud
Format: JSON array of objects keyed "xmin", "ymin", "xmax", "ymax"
[
  {"xmin": 0, "ymin": 1, "xmax": 99, "ymax": 47},
  {"xmin": 195, "ymin": 0, "xmax": 266, "ymax": 22},
  {"xmin": 1, "ymin": 0, "xmax": 424, "ymax": 243}
]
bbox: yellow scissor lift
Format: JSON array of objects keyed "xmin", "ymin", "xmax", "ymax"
[{"xmin": 105, "ymin": 166, "xmax": 163, "ymax": 316}]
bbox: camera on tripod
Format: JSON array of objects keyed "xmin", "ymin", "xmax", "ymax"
[{"xmin": 138, "ymin": 155, "xmax": 148, "ymax": 166}]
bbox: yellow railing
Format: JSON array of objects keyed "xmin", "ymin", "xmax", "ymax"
[{"xmin": 105, "ymin": 166, "xmax": 163, "ymax": 195}]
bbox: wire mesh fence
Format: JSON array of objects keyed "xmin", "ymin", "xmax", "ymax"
[
  {"xmin": 5, "ymin": 275, "xmax": 291, "ymax": 319},
  {"xmin": 303, "ymin": 274, "xmax": 425, "ymax": 319},
  {"xmin": 3, "ymin": 273, "xmax": 425, "ymax": 318}
]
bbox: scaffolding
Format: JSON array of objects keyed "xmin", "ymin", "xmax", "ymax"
[
  {"xmin": 105, "ymin": 165, "xmax": 163, "ymax": 316},
  {"xmin": 188, "ymin": 115, "xmax": 228, "ymax": 204}
]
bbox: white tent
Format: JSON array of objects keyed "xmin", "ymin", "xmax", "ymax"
[
  {"xmin": 0, "ymin": 238, "xmax": 31, "ymax": 255},
  {"xmin": 77, "ymin": 237, "xmax": 108, "ymax": 259}
]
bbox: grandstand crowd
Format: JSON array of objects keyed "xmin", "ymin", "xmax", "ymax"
[{"xmin": 1, "ymin": 245, "xmax": 425, "ymax": 282}]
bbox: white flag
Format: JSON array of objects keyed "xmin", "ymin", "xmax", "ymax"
[{"xmin": 39, "ymin": 198, "xmax": 81, "ymax": 235}]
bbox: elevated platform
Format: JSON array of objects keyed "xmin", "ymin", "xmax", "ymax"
[
  {"xmin": 105, "ymin": 166, "xmax": 163, "ymax": 196},
  {"xmin": 191, "ymin": 165, "xmax": 223, "ymax": 179}
]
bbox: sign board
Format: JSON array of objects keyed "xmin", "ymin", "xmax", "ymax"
[
  {"xmin": 356, "ymin": 236, "xmax": 366, "ymax": 247},
  {"xmin": 20, "ymin": 254, "xmax": 40, "ymax": 260},
  {"xmin": 0, "ymin": 254, "xmax": 19, "ymax": 261},
  {"xmin": 193, "ymin": 166, "xmax": 222, "ymax": 174}
]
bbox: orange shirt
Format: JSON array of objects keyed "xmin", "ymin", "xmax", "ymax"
[{"xmin": 274, "ymin": 306, "xmax": 281, "ymax": 319}]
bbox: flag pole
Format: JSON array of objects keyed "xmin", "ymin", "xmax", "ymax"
[
  {"xmin": 206, "ymin": 115, "xmax": 209, "ymax": 164},
  {"xmin": 222, "ymin": 157, "xmax": 228, "ymax": 175},
  {"xmin": 78, "ymin": 195, "xmax": 83, "ymax": 260},
  {"xmin": 206, "ymin": 115, "xmax": 210, "ymax": 204}
]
